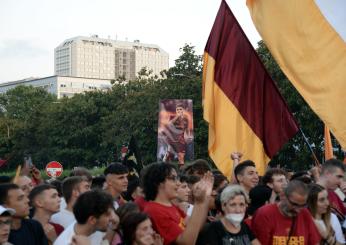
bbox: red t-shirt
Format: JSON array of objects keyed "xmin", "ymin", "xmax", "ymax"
[
  {"xmin": 244, "ymin": 217, "xmax": 252, "ymax": 230},
  {"xmin": 144, "ymin": 201, "xmax": 186, "ymax": 245},
  {"xmin": 134, "ymin": 196, "xmax": 148, "ymax": 211},
  {"xmin": 49, "ymin": 222, "xmax": 64, "ymax": 236},
  {"xmin": 252, "ymin": 204, "xmax": 320, "ymax": 245}
]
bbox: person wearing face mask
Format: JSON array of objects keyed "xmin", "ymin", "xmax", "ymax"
[
  {"xmin": 197, "ymin": 185, "xmax": 260, "ymax": 245},
  {"xmin": 252, "ymin": 180, "xmax": 321, "ymax": 245}
]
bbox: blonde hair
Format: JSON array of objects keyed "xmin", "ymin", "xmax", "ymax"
[{"xmin": 220, "ymin": 184, "xmax": 249, "ymax": 204}]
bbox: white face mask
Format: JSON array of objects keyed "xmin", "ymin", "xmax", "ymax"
[{"xmin": 225, "ymin": 213, "xmax": 244, "ymax": 227}]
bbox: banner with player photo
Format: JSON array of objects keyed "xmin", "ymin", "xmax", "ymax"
[{"xmin": 157, "ymin": 99, "xmax": 194, "ymax": 165}]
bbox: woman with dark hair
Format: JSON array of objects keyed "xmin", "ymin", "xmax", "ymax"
[
  {"xmin": 117, "ymin": 202, "xmax": 140, "ymax": 222},
  {"xmin": 307, "ymin": 184, "xmax": 345, "ymax": 244},
  {"xmin": 121, "ymin": 212, "xmax": 162, "ymax": 245}
]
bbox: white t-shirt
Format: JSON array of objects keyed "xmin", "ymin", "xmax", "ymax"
[
  {"xmin": 331, "ymin": 213, "xmax": 345, "ymax": 244},
  {"xmin": 54, "ymin": 222, "xmax": 106, "ymax": 245},
  {"xmin": 50, "ymin": 209, "xmax": 76, "ymax": 229},
  {"xmin": 59, "ymin": 197, "xmax": 67, "ymax": 210},
  {"xmin": 314, "ymin": 213, "xmax": 345, "ymax": 244},
  {"xmin": 113, "ymin": 200, "xmax": 119, "ymax": 210}
]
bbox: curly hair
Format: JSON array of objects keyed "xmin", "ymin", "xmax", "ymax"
[
  {"xmin": 262, "ymin": 168, "xmax": 287, "ymax": 185},
  {"xmin": 141, "ymin": 162, "xmax": 177, "ymax": 201}
]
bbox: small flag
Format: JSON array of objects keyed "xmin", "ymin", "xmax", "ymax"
[
  {"xmin": 123, "ymin": 136, "xmax": 143, "ymax": 176},
  {"xmin": 324, "ymin": 125, "xmax": 334, "ymax": 161},
  {"xmin": 13, "ymin": 165, "xmax": 22, "ymax": 184}
]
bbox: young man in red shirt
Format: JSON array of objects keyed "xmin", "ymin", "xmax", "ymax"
[
  {"xmin": 142, "ymin": 162, "xmax": 213, "ymax": 245},
  {"xmin": 252, "ymin": 180, "xmax": 321, "ymax": 245}
]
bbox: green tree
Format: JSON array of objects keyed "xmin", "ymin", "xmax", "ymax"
[
  {"xmin": 165, "ymin": 43, "xmax": 202, "ymax": 79},
  {"xmin": 4, "ymin": 43, "xmax": 334, "ymax": 173},
  {"xmin": 0, "ymin": 86, "xmax": 55, "ymax": 169},
  {"xmin": 35, "ymin": 91, "xmax": 118, "ymax": 168}
]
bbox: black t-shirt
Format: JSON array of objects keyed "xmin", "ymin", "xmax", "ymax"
[
  {"xmin": 197, "ymin": 220, "xmax": 255, "ymax": 245},
  {"xmin": 9, "ymin": 219, "xmax": 48, "ymax": 245}
]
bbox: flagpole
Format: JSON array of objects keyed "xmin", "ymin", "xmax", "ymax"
[{"xmin": 299, "ymin": 128, "xmax": 321, "ymax": 167}]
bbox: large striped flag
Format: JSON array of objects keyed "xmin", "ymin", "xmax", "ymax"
[
  {"xmin": 203, "ymin": 0, "xmax": 299, "ymax": 177},
  {"xmin": 247, "ymin": 0, "xmax": 346, "ymax": 149}
]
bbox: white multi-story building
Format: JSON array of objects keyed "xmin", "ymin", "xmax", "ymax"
[
  {"xmin": 55, "ymin": 36, "xmax": 169, "ymax": 81},
  {"xmin": 0, "ymin": 76, "xmax": 112, "ymax": 99}
]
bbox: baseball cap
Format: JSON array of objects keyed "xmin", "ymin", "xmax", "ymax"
[{"xmin": 0, "ymin": 205, "xmax": 15, "ymax": 216}]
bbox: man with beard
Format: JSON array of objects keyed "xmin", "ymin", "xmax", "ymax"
[{"xmin": 252, "ymin": 180, "xmax": 321, "ymax": 244}]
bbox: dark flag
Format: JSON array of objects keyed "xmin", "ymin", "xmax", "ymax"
[{"xmin": 122, "ymin": 136, "xmax": 143, "ymax": 177}]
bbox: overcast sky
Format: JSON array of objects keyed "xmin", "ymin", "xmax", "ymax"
[{"xmin": 0, "ymin": 0, "xmax": 261, "ymax": 83}]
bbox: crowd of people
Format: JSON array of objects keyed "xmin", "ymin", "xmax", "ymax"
[{"xmin": 1, "ymin": 155, "xmax": 346, "ymax": 245}]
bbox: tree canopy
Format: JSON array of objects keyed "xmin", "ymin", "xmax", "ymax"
[{"xmin": 0, "ymin": 42, "xmax": 341, "ymax": 171}]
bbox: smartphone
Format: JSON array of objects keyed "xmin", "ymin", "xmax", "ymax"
[{"xmin": 24, "ymin": 156, "xmax": 33, "ymax": 168}]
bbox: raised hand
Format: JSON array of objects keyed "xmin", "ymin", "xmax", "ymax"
[
  {"xmin": 193, "ymin": 171, "xmax": 214, "ymax": 204},
  {"xmin": 230, "ymin": 152, "xmax": 243, "ymax": 160},
  {"xmin": 43, "ymin": 223, "xmax": 57, "ymax": 243},
  {"xmin": 153, "ymin": 233, "xmax": 163, "ymax": 245}
]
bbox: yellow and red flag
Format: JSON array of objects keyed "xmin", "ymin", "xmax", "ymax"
[
  {"xmin": 203, "ymin": 0, "xmax": 299, "ymax": 177},
  {"xmin": 324, "ymin": 125, "xmax": 334, "ymax": 161},
  {"xmin": 247, "ymin": 0, "xmax": 346, "ymax": 149}
]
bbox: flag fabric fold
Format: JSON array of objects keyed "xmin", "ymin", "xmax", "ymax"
[
  {"xmin": 247, "ymin": 0, "xmax": 346, "ymax": 149},
  {"xmin": 203, "ymin": 0, "xmax": 299, "ymax": 177},
  {"xmin": 324, "ymin": 125, "xmax": 334, "ymax": 161}
]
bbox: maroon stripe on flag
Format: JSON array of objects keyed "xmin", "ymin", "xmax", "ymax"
[{"xmin": 204, "ymin": 0, "xmax": 298, "ymax": 157}]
